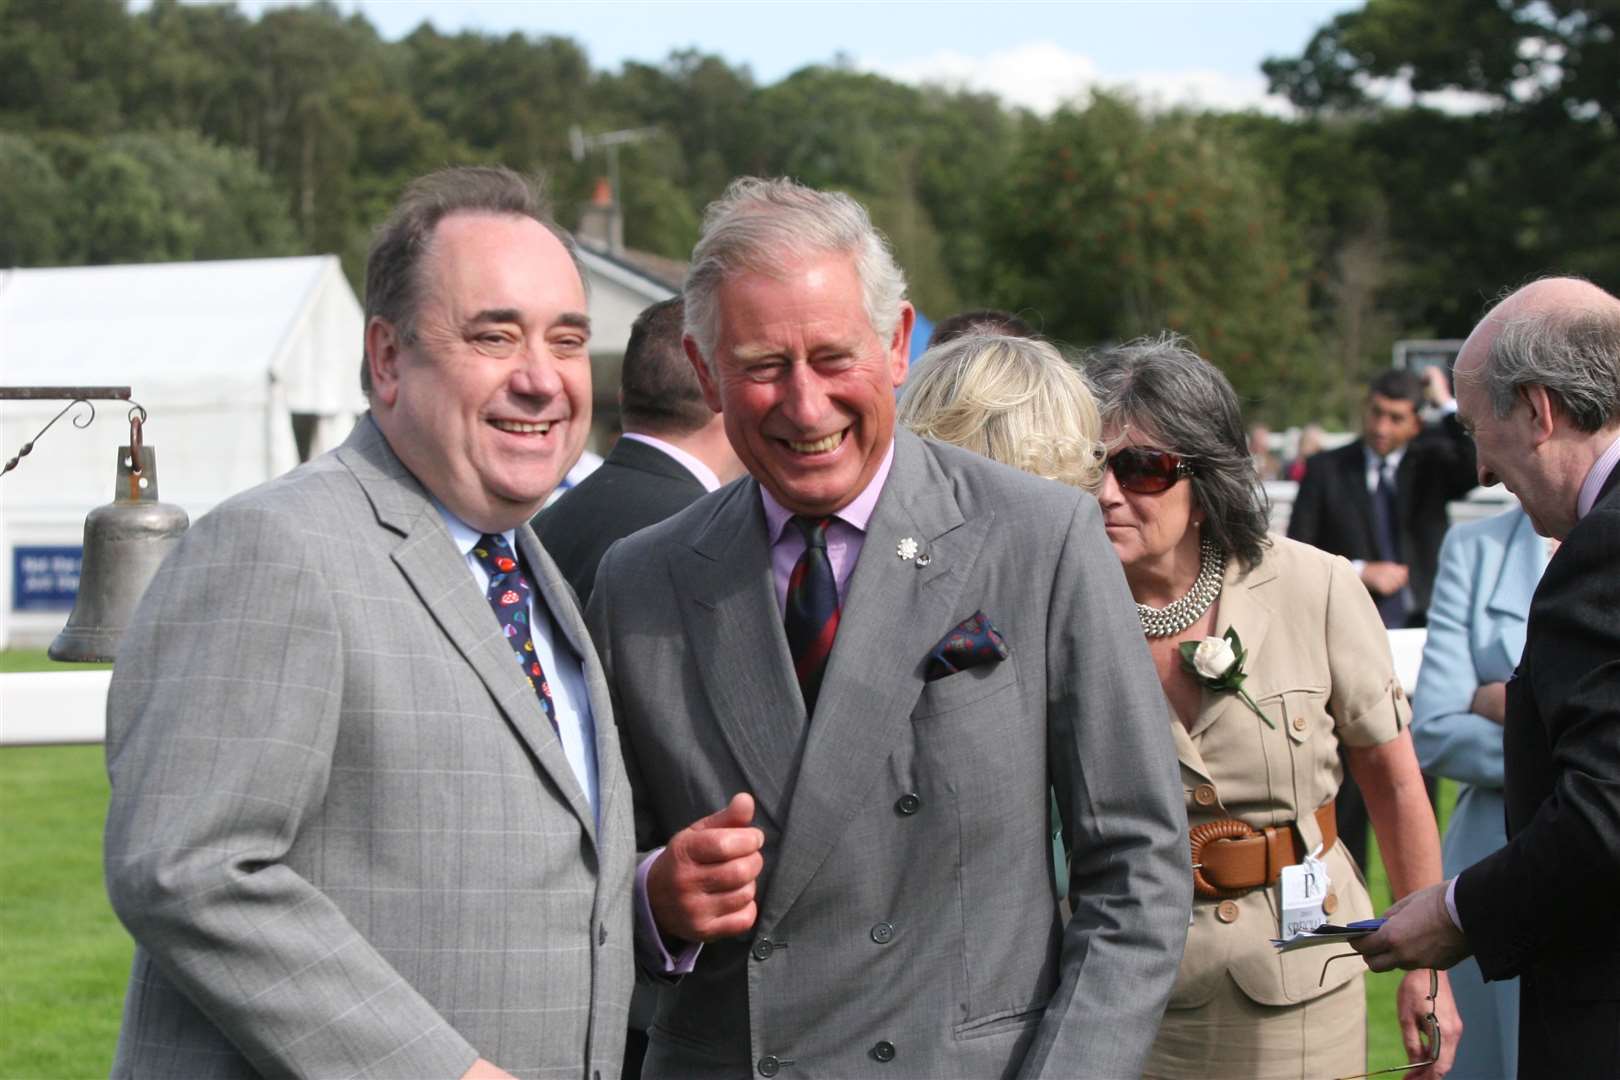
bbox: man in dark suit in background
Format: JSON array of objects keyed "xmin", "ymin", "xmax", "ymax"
[
  {"xmin": 1288, "ymin": 366, "xmax": 1477, "ymax": 630},
  {"xmin": 1355, "ymin": 276, "xmax": 1620, "ymax": 1078},
  {"xmin": 1288, "ymin": 365, "xmax": 1476, "ymax": 870},
  {"xmin": 537, "ymin": 296, "xmax": 742, "ymax": 605}
]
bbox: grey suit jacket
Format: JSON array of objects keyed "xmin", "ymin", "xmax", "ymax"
[
  {"xmin": 588, "ymin": 429, "xmax": 1190, "ymax": 1080},
  {"xmin": 104, "ymin": 416, "xmax": 635, "ymax": 1080}
]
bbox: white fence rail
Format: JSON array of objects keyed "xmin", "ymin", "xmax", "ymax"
[{"xmin": 1, "ymin": 670, "xmax": 110, "ymax": 745}]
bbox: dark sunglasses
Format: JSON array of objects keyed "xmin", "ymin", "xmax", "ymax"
[{"xmin": 1106, "ymin": 447, "xmax": 1193, "ymax": 494}]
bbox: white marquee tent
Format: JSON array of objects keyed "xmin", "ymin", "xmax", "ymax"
[{"xmin": 0, "ymin": 255, "xmax": 366, "ymax": 647}]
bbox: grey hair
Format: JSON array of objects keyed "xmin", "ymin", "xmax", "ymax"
[
  {"xmin": 683, "ymin": 176, "xmax": 908, "ymax": 358},
  {"xmin": 1085, "ymin": 333, "xmax": 1271, "ymax": 571},
  {"xmin": 1478, "ymin": 304, "xmax": 1620, "ymax": 432},
  {"xmin": 899, "ymin": 334, "xmax": 1106, "ymax": 493}
]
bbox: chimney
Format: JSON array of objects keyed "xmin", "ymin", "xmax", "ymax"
[{"xmin": 576, "ymin": 176, "xmax": 623, "ymax": 255}]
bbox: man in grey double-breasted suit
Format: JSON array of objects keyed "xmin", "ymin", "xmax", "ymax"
[
  {"xmin": 588, "ymin": 178, "xmax": 1190, "ymax": 1079},
  {"xmin": 103, "ymin": 167, "xmax": 635, "ymax": 1079}
]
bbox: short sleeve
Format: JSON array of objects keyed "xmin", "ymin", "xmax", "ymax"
[{"xmin": 1324, "ymin": 553, "xmax": 1411, "ymax": 748}]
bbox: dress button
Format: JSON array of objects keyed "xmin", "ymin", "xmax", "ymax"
[
  {"xmin": 758, "ymin": 1055, "xmax": 781, "ymax": 1077},
  {"xmin": 1292, "ymin": 716, "xmax": 1307, "ymax": 732},
  {"xmin": 1323, "ymin": 891, "xmax": 1339, "ymax": 915},
  {"xmin": 871, "ymin": 922, "xmax": 895, "ymax": 945},
  {"xmin": 751, "ymin": 936, "xmax": 775, "ymax": 961},
  {"xmin": 871, "ymin": 1041, "xmax": 896, "ymax": 1063},
  {"xmin": 895, "ymin": 793, "xmax": 921, "ymax": 815},
  {"xmin": 1193, "ymin": 783, "xmax": 1217, "ymax": 807},
  {"xmin": 1216, "ymin": 900, "xmax": 1240, "ymax": 923}
]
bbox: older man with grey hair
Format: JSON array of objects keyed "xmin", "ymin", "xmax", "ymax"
[
  {"xmin": 1354, "ymin": 277, "xmax": 1620, "ymax": 1078},
  {"xmin": 589, "ymin": 177, "xmax": 1190, "ymax": 1079}
]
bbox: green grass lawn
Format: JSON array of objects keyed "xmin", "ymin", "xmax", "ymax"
[
  {"xmin": 0, "ymin": 648, "xmax": 111, "ymax": 674},
  {"xmin": 0, "ymin": 745, "xmax": 129, "ymax": 1080},
  {"xmin": 0, "ymin": 737, "xmax": 1456, "ymax": 1078}
]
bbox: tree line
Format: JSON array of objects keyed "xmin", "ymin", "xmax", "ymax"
[{"xmin": 1, "ymin": 0, "xmax": 1614, "ymax": 426}]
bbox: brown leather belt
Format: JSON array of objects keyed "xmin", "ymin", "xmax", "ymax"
[{"xmin": 1189, "ymin": 799, "xmax": 1338, "ymax": 900}]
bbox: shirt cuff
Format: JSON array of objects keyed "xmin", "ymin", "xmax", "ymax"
[
  {"xmin": 1443, "ymin": 876, "xmax": 1463, "ymax": 932},
  {"xmin": 636, "ymin": 848, "xmax": 701, "ymax": 974}
]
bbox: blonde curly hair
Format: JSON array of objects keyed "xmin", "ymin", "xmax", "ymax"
[{"xmin": 899, "ymin": 334, "xmax": 1106, "ymax": 493}]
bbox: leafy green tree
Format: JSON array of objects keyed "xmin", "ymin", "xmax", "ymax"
[
  {"xmin": 26, "ymin": 130, "xmax": 297, "ymax": 265},
  {"xmin": 0, "ymin": 0, "xmax": 139, "ymax": 132},
  {"xmin": 985, "ymin": 93, "xmax": 1325, "ymax": 423},
  {"xmin": 0, "ymin": 133, "xmax": 69, "ymax": 265},
  {"xmin": 1266, "ymin": 0, "xmax": 1618, "ymax": 125}
]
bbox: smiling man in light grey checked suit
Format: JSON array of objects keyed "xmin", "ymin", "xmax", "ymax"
[
  {"xmin": 103, "ymin": 166, "xmax": 635, "ymax": 1080},
  {"xmin": 587, "ymin": 178, "xmax": 1191, "ymax": 1079}
]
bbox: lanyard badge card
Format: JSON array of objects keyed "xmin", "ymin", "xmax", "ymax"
[{"xmin": 1279, "ymin": 843, "xmax": 1330, "ymax": 940}]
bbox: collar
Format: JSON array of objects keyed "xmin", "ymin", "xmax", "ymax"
[
  {"xmin": 760, "ymin": 438, "xmax": 896, "ymax": 543},
  {"xmin": 620, "ymin": 431, "xmax": 722, "ymax": 492},
  {"xmin": 433, "ymin": 500, "xmax": 514, "ymax": 557},
  {"xmin": 1364, "ymin": 442, "xmax": 1406, "ymax": 471},
  {"xmin": 1577, "ymin": 430, "xmax": 1620, "ymax": 520}
]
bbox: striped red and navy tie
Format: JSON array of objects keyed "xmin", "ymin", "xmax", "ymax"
[{"xmin": 784, "ymin": 515, "xmax": 841, "ymax": 717}]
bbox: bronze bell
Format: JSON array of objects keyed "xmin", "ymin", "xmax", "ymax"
[{"xmin": 50, "ymin": 413, "xmax": 189, "ymax": 662}]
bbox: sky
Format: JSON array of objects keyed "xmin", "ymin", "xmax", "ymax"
[{"xmin": 216, "ymin": 1, "xmax": 1365, "ymax": 116}]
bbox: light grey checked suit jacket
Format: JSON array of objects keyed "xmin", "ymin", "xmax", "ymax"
[
  {"xmin": 103, "ymin": 416, "xmax": 635, "ymax": 1080},
  {"xmin": 588, "ymin": 429, "xmax": 1191, "ymax": 1079}
]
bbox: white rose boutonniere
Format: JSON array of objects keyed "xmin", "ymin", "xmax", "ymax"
[{"xmin": 1179, "ymin": 627, "xmax": 1273, "ymax": 728}]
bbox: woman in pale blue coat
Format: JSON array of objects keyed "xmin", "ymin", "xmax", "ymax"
[{"xmin": 1412, "ymin": 506, "xmax": 1551, "ymax": 1080}]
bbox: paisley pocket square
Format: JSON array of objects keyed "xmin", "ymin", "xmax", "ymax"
[{"xmin": 925, "ymin": 610, "xmax": 1010, "ymax": 681}]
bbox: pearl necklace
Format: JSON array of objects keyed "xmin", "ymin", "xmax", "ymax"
[{"xmin": 1138, "ymin": 538, "xmax": 1226, "ymax": 638}]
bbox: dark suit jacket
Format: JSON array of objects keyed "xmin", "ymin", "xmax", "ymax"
[
  {"xmin": 1286, "ymin": 414, "xmax": 1477, "ymax": 622},
  {"xmin": 535, "ymin": 436, "xmax": 708, "ymax": 605},
  {"xmin": 1454, "ymin": 465, "xmax": 1620, "ymax": 1077}
]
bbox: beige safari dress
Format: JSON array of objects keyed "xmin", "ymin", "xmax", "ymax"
[{"xmin": 1143, "ymin": 536, "xmax": 1411, "ymax": 1080}]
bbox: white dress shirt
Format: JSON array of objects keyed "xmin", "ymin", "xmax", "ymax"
[{"xmin": 434, "ymin": 503, "xmax": 599, "ymax": 820}]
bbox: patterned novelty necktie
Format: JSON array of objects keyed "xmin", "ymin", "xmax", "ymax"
[
  {"xmin": 784, "ymin": 515, "xmax": 841, "ymax": 717},
  {"xmin": 471, "ymin": 533, "xmax": 557, "ymax": 733}
]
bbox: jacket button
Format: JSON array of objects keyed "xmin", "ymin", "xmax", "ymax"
[
  {"xmin": 895, "ymin": 793, "xmax": 921, "ymax": 815},
  {"xmin": 1323, "ymin": 891, "xmax": 1339, "ymax": 915},
  {"xmin": 1395, "ymin": 685, "xmax": 1406, "ymax": 701},
  {"xmin": 871, "ymin": 1041, "xmax": 896, "ymax": 1062},
  {"xmin": 751, "ymin": 936, "xmax": 775, "ymax": 961},
  {"xmin": 1193, "ymin": 783, "xmax": 1217, "ymax": 807},
  {"xmin": 870, "ymin": 921, "xmax": 895, "ymax": 945},
  {"xmin": 758, "ymin": 1055, "xmax": 781, "ymax": 1077},
  {"xmin": 1292, "ymin": 716, "xmax": 1307, "ymax": 732},
  {"xmin": 1216, "ymin": 900, "xmax": 1240, "ymax": 923}
]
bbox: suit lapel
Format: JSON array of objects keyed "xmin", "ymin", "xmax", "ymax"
[
  {"xmin": 761, "ymin": 431, "xmax": 980, "ymax": 926},
  {"xmin": 674, "ymin": 483, "xmax": 804, "ymax": 831},
  {"xmin": 517, "ymin": 525, "xmax": 602, "ymax": 844},
  {"xmin": 338, "ymin": 417, "xmax": 597, "ymax": 842}
]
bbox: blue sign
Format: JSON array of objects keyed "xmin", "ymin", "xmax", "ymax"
[{"xmin": 13, "ymin": 545, "xmax": 83, "ymax": 611}]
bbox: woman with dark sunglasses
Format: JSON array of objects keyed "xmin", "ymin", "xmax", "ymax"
[{"xmin": 1086, "ymin": 335, "xmax": 1461, "ymax": 1079}]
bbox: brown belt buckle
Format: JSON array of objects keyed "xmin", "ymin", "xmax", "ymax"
[{"xmin": 1190, "ymin": 818, "xmax": 1260, "ymax": 900}]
